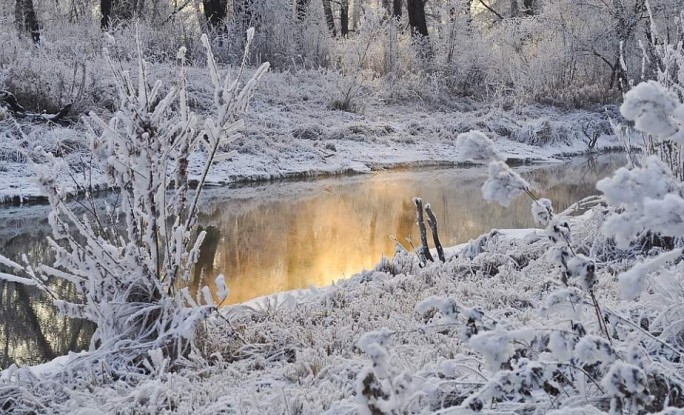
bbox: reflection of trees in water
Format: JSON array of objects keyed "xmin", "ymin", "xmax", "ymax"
[{"xmin": 0, "ymin": 230, "xmax": 94, "ymax": 368}]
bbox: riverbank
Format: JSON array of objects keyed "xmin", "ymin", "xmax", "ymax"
[{"xmin": 0, "ymin": 67, "xmax": 624, "ymax": 205}]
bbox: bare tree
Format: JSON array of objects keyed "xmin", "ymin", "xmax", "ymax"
[
  {"xmin": 407, "ymin": 0, "xmax": 428, "ymax": 36},
  {"xmin": 15, "ymin": 0, "xmax": 40, "ymax": 42},
  {"xmin": 203, "ymin": 0, "xmax": 228, "ymax": 29},
  {"xmin": 522, "ymin": 0, "xmax": 534, "ymax": 15},
  {"xmin": 100, "ymin": 0, "xmax": 143, "ymax": 29},
  {"xmin": 341, "ymin": 0, "xmax": 349, "ymax": 37},
  {"xmin": 296, "ymin": 0, "xmax": 310, "ymax": 20},
  {"xmin": 511, "ymin": 0, "xmax": 519, "ymax": 17},
  {"xmin": 393, "ymin": 0, "xmax": 402, "ymax": 17},
  {"xmin": 323, "ymin": 0, "xmax": 336, "ymax": 35},
  {"xmin": 234, "ymin": 0, "xmax": 254, "ymax": 36}
]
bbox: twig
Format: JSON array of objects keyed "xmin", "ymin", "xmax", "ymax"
[
  {"xmin": 425, "ymin": 203, "xmax": 446, "ymax": 262},
  {"xmin": 589, "ymin": 289, "xmax": 612, "ymax": 344},
  {"xmin": 477, "ymin": 0, "xmax": 504, "ymax": 20},
  {"xmin": 413, "ymin": 197, "xmax": 435, "ymax": 263}
]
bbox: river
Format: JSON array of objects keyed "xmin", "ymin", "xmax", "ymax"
[{"xmin": 0, "ymin": 153, "xmax": 625, "ymax": 367}]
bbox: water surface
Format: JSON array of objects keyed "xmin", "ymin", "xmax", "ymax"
[
  {"xmin": 193, "ymin": 154, "xmax": 624, "ymax": 303},
  {"xmin": 0, "ymin": 153, "xmax": 625, "ymax": 366}
]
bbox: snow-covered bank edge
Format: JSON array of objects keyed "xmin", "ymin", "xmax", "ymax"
[
  {"xmin": 0, "ymin": 139, "xmax": 626, "ymax": 206},
  {"xmin": 0, "ymin": 65, "xmax": 626, "ymax": 205}
]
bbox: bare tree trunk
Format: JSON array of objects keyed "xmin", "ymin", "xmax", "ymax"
[
  {"xmin": 393, "ymin": 0, "xmax": 402, "ymax": 17},
  {"xmin": 510, "ymin": 0, "xmax": 519, "ymax": 17},
  {"xmin": 351, "ymin": 0, "xmax": 361, "ymax": 31},
  {"xmin": 101, "ymin": 0, "xmax": 112, "ymax": 29},
  {"xmin": 15, "ymin": 0, "xmax": 40, "ymax": 42},
  {"xmin": 323, "ymin": 0, "xmax": 336, "ymax": 36},
  {"xmin": 413, "ymin": 197, "xmax": 434, "ymax": 264},
  {"xmin": 407, "ymin": 0, "xmax": 428, "ymax": 37},
  {"xmin": 234, "ymin": 0, "xmax": 253, "ymax": 34},
  {"xmin": 522, "ymin": 0, "xmax": 534, "ymax": 15},
  {"xmin": 203, "ymin": 0, "xmax": 228, "ymax": 29},
  {"xmin": 101, "ymin": 0, "xmax": 144, "ymax": 28},
  {"xmin": 382, "ymin": 0, "xmax": 391, "ymax": 15},
  {"xmin": 296, "ymin": 0, "xmax": 310, "ymax": 20},
  {"xmin": 340, "ymin": 0, "xmax": 349, "ymax": 37}
]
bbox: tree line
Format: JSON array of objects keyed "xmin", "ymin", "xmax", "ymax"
[{"xmin": 14, "ymin": 0, "xmax": 437, "ymax": 43}]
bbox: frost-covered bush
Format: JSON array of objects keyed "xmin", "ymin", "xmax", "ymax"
[
  {"xmin": 0, "ymin": 29, "xmax": 268, "ymax": 378},
  {"xmin": 349, "ymin": 119, "xmax": 684, "ymax": 412}
]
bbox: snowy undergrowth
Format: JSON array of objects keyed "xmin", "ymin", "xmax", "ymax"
[
  {"xmin": 0, "ymin": 30, "xmax": 270, "ymax": 413},
  {"xmin": 6, "ymin": 202, "xmax": 680, "ymax": 414},
  {"xmin": 0, "ymin": 66, "xmax": 624, "ymax": 204}
]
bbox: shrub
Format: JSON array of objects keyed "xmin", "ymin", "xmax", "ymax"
[{"xmin": 0, "ymin": 29, "xmax": 269, "ymax": 381}]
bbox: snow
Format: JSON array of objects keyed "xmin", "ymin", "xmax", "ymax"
[
  {"xmin": 620, "ymin": 80, "xmax": 679, "ymax": 140},
  {"xmin": 531, "ymin": 197, "xmax": 554, "ymax": 226},
  {"xmin": 0, "ymin": 66, "xmax": 624, "ymax": 205},
  {"xmin": 468, "ymin": 329, "xmax": 513, "ymax": 372},
  {"xmin": 2, "ymin": 206, "xmax": 682, "ymax": 413},
  {"xmin": 481, "ymin": 160, "xmax": 531, "ymax": 207},
  {"xmin": 454, "ymin": 130, "xmax": 503, "ymax": 163},
  {"xmin": 3, "ymin": 45, "xmax": 684, "ymax": 415},
  {"xmin": 618, "ymin": 248, "xmax": 683, "ymax": 300}
]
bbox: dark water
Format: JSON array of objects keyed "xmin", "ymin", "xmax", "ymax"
[{"xmin": 0, "ymin": 153, "xmax": 625, "ymax": 367}]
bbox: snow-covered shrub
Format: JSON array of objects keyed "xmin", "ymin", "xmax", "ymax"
[
  {"xmin": 356, "ymin": 329, "xmax": 428, "ymax": 414},
  {"xmin": 351, "ymin": 124, "xmax": 684, "ymax": 413},
  {"xmin": 327, "ymin": 9, "xmax": 387, "ymax": 113},
  {"xmin": 455, "ymin": 130, "xmax": 503, "ymax": 163},
  {"xmin": 0, "ymin": 30, "xmax": 268, "ymax": 373}
]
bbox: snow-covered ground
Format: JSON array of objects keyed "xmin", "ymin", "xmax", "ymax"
[
  {"xmin": 4, "ymin": 208, "xmax": 681, "ymax": 413},
  {"xmin": 6, "ymin": 65, "xmax": 683, "ymax": 414},
  {"xmin": 0, "ymin": 68, "xmax": 623, "ymax": 204}
]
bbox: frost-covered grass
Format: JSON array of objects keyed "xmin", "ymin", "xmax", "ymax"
[{"xmin": 2, "ymin": 206, "xmax": 682, "ymax": 413}]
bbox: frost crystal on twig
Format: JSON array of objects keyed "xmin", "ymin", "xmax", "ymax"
[{"xmin": 482, "ymin": 161, "xmax": 530, "ymax": 207}]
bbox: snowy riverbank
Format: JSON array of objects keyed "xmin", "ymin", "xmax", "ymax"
[{"xmin": 0, "ymin": 67, "xmax": 624, "ymax": 204}]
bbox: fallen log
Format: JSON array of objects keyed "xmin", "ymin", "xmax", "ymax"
[{"xmin": 1, "ymin": 91, "xmax": 73, "ymax": 124}]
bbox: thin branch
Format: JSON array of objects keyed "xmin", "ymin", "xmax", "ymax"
[{"xmin": 477, "ymin": 0, "xmax": 504, "ymax": 20}]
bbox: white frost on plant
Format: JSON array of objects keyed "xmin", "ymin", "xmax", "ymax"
[
  {"xmin": 482, "ymin": 161, "xmax": 530, "ymax": 207},
  {"xmin": 620, "ymin": 80, "xmax": 679, "ymax": 140},
  {"xmin": 541, "ymin": 287, "xmax": 584, "ymax": 320},
  {"xmin": 215, "ymin": 274, "xmax": 229, "ymax": 303},
  {"xmin": 415, "ymin": 296, "xmax": 459, "ymax": 321},
  {"xmin": 469, "ymin": 329, "xmax": 512, "ymax": 372},
  {"xmin": 601, "ymin": 361, "xmax": 649, "ymax": 412},
  {"xmin": 532, "ymin": 198, "xmax": 554, "ymax": 227},
  {"xmin": 548, "ymin": 331, "xmax": 576, "ymax": 362},
  {"xmin": 618, "ymin": 248, "xmax": 683, "ymax": 300},
  {"xmin": 547, "ymin": 406, "xmax": 605, "ymax": 415},
  {"xmin": 547, "ymin": 245, "xmax": 572, "ymax": 267},
  {"xmin": 597, "ymin": 156, "xmax": 676, "ymax": 206},
  {"xmin": 597, "ymin": 156, "xmax": 682, "ymax": 248},
  {"xmin": 358, "ymin": 327, "xmax": 394, "ymax": 353},
  {"xmin": 455, "ymin": 130, "xmax": 503, "ymax": 163},
  {"xmin": 364, "ymin": 343, "xmax": 392, "ymax": 378},
  {"xmin": 642, "ymin": 193, "xmax": 684, "ymax": 237},
  {"xmin": 565, "ymin": 254, "xmax": 596, "ymax": 291},
  {"xmin": 547, "ymin": 217, "xmax": 571, "ymax": 244},
  {"xmin": 574, "ymin": 335, "xmax": 616, "ymax": 367}
]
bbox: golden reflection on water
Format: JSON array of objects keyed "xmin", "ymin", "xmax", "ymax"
[
  {"xmin": 0, "ymin": 155, "xmax": 625, "ymax": 366},
  {"xmin": 195, "ymin": 155, "xmax": 625, "ymax": 304}
]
